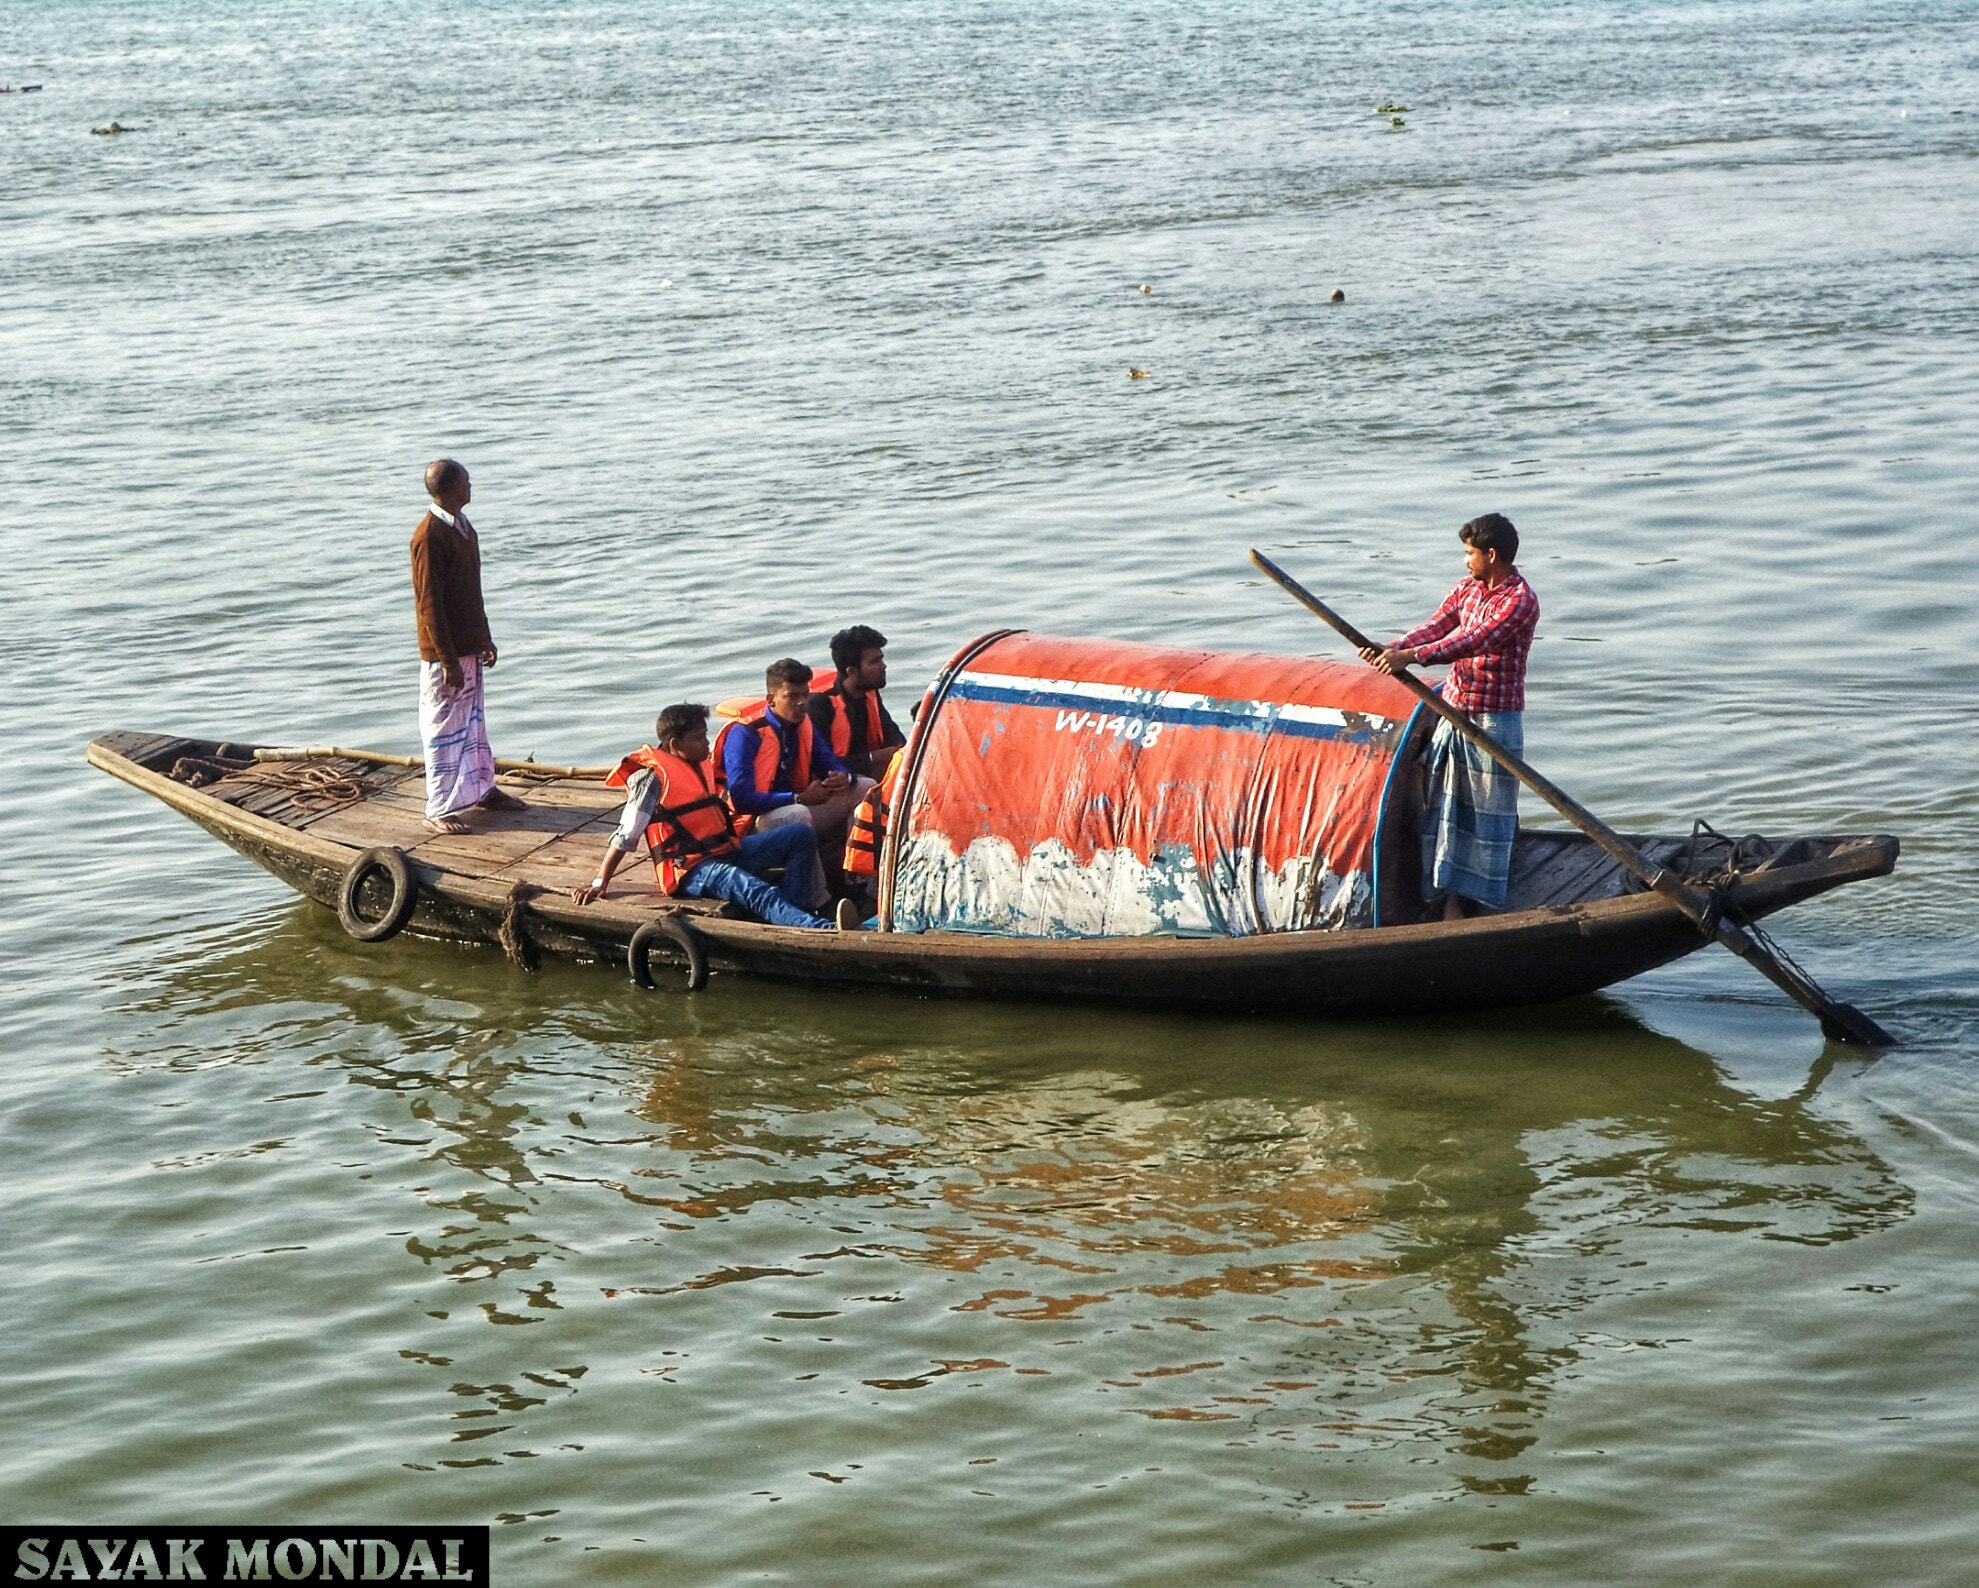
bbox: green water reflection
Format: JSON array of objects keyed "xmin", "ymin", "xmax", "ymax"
[{"xmin": 120, "ymin": 908, "xmax": 1911, "ymax": 1513}]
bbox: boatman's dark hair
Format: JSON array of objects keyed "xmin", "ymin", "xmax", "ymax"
[
  {"xmin": 1459, "ymin": 512, "xmax": 1518, "ymax": 562},
  {"xmin": 425, "ymin": 457, "xmax": 468, "ymax": 499},
  {"xmin": 830, "ymin": 624, "xmax": 888, "ymax": 674},
  {"xmin": 656, "ymin": 703, "xmax": 710, "ymax": 747},
  {"xmin": 765, "ymin": 658, "xmax": 813, "ymax": 693}
]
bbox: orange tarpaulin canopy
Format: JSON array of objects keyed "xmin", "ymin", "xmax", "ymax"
[{"xmin": 881, "ymin": 631, "xmax": 1427, "ymax": 938}]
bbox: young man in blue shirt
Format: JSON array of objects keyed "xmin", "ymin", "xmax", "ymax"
[{"xmin": 719, "ymin": 658, "xmax": 877, "ymax": 848}]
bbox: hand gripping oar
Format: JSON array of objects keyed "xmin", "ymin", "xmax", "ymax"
[{"xmin": 1250, "ymin": 549, "xmax": 1895, "ymax": 1048}]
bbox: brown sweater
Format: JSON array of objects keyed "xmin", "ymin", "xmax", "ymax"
[{"xmin": 410, "ymin": 510, "xmax": 493, "ymax": 663}]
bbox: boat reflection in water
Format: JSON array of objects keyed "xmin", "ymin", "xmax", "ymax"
[{"xmin": 117, "ymin": 910, "xmax": 1911, "ymax": 1502}]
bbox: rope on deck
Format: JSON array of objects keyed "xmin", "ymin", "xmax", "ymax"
[
  {"xmin": 1675, "ymin": 818, "xmax": 1779, "ymax": 882},
  {"xmin": 500, "ymin": 883, "xmax": 541, "ymax": 972},
  {"xmin": 256, "ymin": 762, "xmax": 368, "ymax": 813},
  {"xmin": 170, "ymin": 753, "xmax": 365, "ymax": 813},
  {"xmin": 1673, "ymin": 819, "xmax": 1833, "ymax": 994}
]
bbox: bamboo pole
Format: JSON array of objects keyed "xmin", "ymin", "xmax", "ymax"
[{"xmin": 254, "ymin": 746, "xmax": 613, "ymax": 779}]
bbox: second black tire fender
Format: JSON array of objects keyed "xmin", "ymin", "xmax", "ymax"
[{"xmin": 628, "ymin": 915, "xmax": 708, "ymax": 992}]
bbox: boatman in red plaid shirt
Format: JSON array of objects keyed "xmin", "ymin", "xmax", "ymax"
[{"xmin": 1361, "ymin": 513, "xmax": 1538, "ymax": 921}]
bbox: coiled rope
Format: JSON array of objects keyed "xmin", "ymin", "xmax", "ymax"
[
  {"xmin": 249, "ymin": 762, "xmax": 368, "ymax": 813},
  {"xmin": 170, "ymin": 754, "xmax": 366, "ymax": 812}
]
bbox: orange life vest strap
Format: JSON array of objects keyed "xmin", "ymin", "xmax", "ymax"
[
  {"xmin": 825, "ymin": 688, "xmax": 886, "ymax": 760},
  {"xmin": 844, "ymin": 753, "xmax": 902, "ymax": 877},
  {"xmin": 650, "ymin": 793, "xmax": 734, "ymax": 858}
]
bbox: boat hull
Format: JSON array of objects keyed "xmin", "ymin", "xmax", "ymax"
[{"xmin": 89, "ymin": 731, "xmax": 1899, "ymax": 1017}]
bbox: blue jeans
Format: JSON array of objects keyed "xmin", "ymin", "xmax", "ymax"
[{"xmin": 679, "ymin": 825, "xmax": 832, "ymax": 929}]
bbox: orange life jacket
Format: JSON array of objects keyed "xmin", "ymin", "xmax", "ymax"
[
  {"xmin": 819, "ymin": 686, "xmax": 887, "ymax": 760},
  {"xmin": 844, "ymin": 751, "xmax": 905, "ymax": 877},
  {"xmin": 607, "ymin": 746, "xmax": 740, "ymax": 894},
  {"xmin": 711, "ymin": 704, "xmax": 818, "ymax": 836}
]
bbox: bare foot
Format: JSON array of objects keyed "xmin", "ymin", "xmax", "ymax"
[
  {"xmin": 478, "ymin": 787, "xmax": 527, "ymax": 812},
  {"xmin": 424, "ymin": 814, "xmax": 470, "ymax": 836},
  {"xmin": 1441, "ymin": 894, "xmax": 1468, "ymax": 921}
]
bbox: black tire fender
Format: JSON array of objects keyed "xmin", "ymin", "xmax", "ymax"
[
  {"xmin": 629, "ymin": 914, "xmax": 708, "ymax": 992},
  {"xmin": 336, "ymin": 847, "xmax": 418, "ymax": 942}
]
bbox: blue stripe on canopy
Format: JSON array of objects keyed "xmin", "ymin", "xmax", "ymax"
[{"xmin": 945, "ymin": 678, "xmax": 1384, "ymax": 743}]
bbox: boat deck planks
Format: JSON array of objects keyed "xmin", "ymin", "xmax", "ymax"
[
  {"xmin": 258, "ymin": 773, "xmax": 616, "ymax": 874},
  {"xmin": 196, "ymin": 756, "xmax": 699, "ymax": 918},
  {"xmin": 1480, "ymin": 832, "xmax": 1700, "ymax": 913},
  {"xmin": 1513, "ymin": 838, "xmax": 1633, "ymax": 911},
  {"xmin": 119, "ymin": 733, "xmax": 195, "ymax": 771},
  {"xmin": 486, "ymin": 830, "xmax": 678, "ymax": 909},
  {"xmin": 212, "ymin": 759, "xmax": 417, "ymax": 830}
]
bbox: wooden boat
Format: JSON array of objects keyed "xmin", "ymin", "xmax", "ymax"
[{"xmin": 87, "ymin": 726, "xmax": 1896, "ymax": 1017}]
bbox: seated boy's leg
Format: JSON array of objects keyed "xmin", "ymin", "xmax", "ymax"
[
  {"xmin": 752, "ymin": 802, "xmax": 814, "ymax": 832},
  {"xmin": 803, "ymin": 777, "xmax": 875, "ymax": 842},
  {"xmin": 677, "ymin": 858, "xmax": 830, "ymax": 930},
  {"xmin": 735, "ymin": 824, "xmax": 831, "ymax": 913}
]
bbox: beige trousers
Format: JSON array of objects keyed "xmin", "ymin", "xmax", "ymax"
[{"xmin": 753, "ymin": 776, "xmax": 876, "ymax": 841}]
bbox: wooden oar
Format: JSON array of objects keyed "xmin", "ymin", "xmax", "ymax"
[{"xmin": 1249, "ymin": 548, "xmax": 1895, "ymax": 1048}]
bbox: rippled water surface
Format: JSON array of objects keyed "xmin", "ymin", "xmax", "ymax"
[{"xmin": 5, "ymin": 2, "xmax": 1979, "ymax": 1583}]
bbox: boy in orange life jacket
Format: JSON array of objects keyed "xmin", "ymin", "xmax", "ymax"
[
  {"xmin": 569, "ymin": 703, "xmax": 838, "ymax": 928},
  {"xmin": 808, "ymin": 624, "xmax": 906, "ymax": 782},
  {"xmin": 718, "ymin": 658, "xmax": 876, "ymax": 844}
]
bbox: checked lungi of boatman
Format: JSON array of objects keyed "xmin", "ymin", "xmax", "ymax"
[
  {"xmin": 1360, "ymin": 512, "xmax": 1539, "ymax": 921},
  {"xmin": 410, "ymin": 457, "xmax": 527, "ymax": 835}
]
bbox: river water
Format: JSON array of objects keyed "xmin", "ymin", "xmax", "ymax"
[{"xmin": 4, "ymin": 2, "xmax": 1978, "ymax": 1583}]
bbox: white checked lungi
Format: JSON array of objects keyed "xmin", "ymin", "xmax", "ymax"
[{"xmin": 419, "ymin": 655, "xmax": 496, "ymax": 820}]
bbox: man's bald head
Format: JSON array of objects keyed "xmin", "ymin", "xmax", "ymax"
[{"xmin": 425, "ymin": 458, "xmax": 470, "ymax": 510}]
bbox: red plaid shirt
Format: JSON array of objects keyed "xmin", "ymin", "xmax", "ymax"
[{"xmin": 1397, "ymin": 571, "xmax": 1539, "ymax": 713}]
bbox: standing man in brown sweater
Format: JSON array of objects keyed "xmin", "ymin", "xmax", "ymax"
[{"xmin": 411, "ymin": 458, "xmax": 526, "ymax": 834}]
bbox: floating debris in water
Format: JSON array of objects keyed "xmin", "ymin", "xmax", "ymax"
[
  {"xmin": 3, "ymin": 84, "xmax": 45, "ymax": 93},
  {"xmin": 1389, "ymin": 115, "xmax": 1406, "ymax": 128},
  {"xmin": 1140, "ymin": 284, "xmax": 1152, "ymax": 294},
  {"xmin": 1128, "ymin": 367, "xmax": 1150, "ymax": 380},
  {"xmin": 658, "ymin": 278, "xmax": 672, "ymax": 288},
  {"xmin": 1375, "ymin": 102, "xmax": 1408, "ymax": 114},
  {"xmin": 92, "ymin": 120, "xmax": 136, "ymax": 135},
  {"xmin": 1330, "ymin": 288, "xmax": 1346, "ymax": 304}
]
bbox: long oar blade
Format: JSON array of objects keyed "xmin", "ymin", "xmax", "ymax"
[
  {"xmin": 1716, "ymin": 928, "xmax": 1896, "ymax": 1048},
  {"xmin": 1821, "ymin": 1004, "xmax": 1896, "ymax": 1048},
  {"xmin": 1249, "ymin": 547, "xmax": 1895, "ymax": 1048}
]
